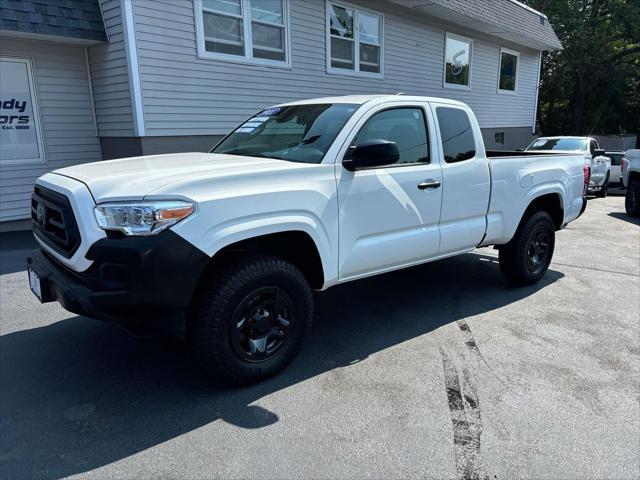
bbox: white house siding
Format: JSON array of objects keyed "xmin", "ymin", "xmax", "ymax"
[
  {"xmin": 87, "ymin": 0, "xmax": 135, "ymax": 137},
  {"xmin": 0, "ymin": 38, "xmax": 102, "ymax": 222},
  {"xmin": 132, "ymin": 0, "xmax": 541, "ymax": 137}
]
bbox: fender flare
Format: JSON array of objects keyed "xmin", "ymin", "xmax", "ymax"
[
  {"xmin": 173, "ymin": 211, "xmax": 337, "ymax": 286},
  {"xmin": 503, "ymin": 183, "xmax": 566, "ymax": 241}
]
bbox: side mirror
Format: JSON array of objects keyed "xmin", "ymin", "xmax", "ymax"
[
  {"xmin": 343, "ymin": 139, "xmax": 400, "ymax": 171},
  {"xmin": 594, "ymin": 149, "xmax": 606, "ymax": 157},
  {"xmin": 516, "ymin": 148, "xmax": 524, "ymax": 152}
]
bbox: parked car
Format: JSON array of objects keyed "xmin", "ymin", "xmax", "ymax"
[
  {"xmin": 622, "ymin": 149, "xmax": 640, "ymax": 217},
  {"xmin": 525, "ymin": 136, "xmax": 611, "ymax": 197},
  {"xmin": 605, "ymin": 151, "xmax": 625, "ymax": 187},
  {"xmin": 27, "ymin": 95, "xmax": 588, "ymax": 383}
]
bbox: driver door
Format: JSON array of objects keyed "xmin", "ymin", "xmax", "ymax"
[{"xmin": 335, "ymin": 102, "xmax": 443, "ymax": 281}]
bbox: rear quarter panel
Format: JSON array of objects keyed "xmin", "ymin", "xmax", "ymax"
[{"xmin": 481, "ymin": 153, "xmax": 584, "ymax": 246}]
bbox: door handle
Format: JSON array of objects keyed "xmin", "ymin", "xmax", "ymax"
[{"xmin": 417, "ymin": 179, "xmax": 441, "ymax": 190}]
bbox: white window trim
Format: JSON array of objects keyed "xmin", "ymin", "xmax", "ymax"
[
  {"xmin": 194, "ymin": 0, "xmax": 292, "ymax": 69},
  {"xmin": 443, "ymin": 32, "xmax": 473, "ymax": 91},
  {"xmin": 325, "ymin": 0, "xmax": 384, "ymax": 79},
  {"xmin": 0, "ymin": 56, "xmax": 46, "ymax": 166},
  {"xmin": 497, "ymin": 46, "xmax": 520, "ymax": 94}
]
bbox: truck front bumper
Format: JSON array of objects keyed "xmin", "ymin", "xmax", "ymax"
[{"xmin": 27, "ymin": 230, "xmax": 209, "ymax": 325}]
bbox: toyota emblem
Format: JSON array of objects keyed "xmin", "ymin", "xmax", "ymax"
[{"xmin": 36, "ymin": 203, "xmax": 46, "ymax": 228}]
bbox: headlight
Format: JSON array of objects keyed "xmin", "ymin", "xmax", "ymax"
[{"xmin": 94, "ymin": 201, "xmax": 194, "ymax": 236}]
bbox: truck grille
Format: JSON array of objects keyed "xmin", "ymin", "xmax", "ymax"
[{"xmin": 31, "ymin": 185, "xmax": 81, "ymax": 258}]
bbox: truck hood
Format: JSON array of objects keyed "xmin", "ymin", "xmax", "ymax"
[{"xmin": 53, "ymin": 152, "xmax": 307, "ymax": 203}]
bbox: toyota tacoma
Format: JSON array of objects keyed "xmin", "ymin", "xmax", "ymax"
[{"xmin": 27, "ymin": 95, "xmax": 588, "ymax": 383}]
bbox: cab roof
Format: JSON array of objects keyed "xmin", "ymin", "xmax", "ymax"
[
  {"xmin": 535, "ymin": 136, "xmax": 594, "ymax": 141},
  {"xmin": 277, "ymin": 94, "xmax": 469, "ymax": 108}
]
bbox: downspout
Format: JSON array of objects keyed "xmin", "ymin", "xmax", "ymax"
[
  {"xmin": 532, "ymin": 50, "xmax": 542, "ymax": 135},
  {"xmin": 84, "ymin": 47, "xmax": 98, "ymax": 138},
  {"xmin": 121, "ymin": 0, "xmax": 145, "ymax": 137}
]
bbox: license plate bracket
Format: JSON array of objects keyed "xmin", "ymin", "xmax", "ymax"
[{"xmin": 28, "ymin": 268, "xmax": 43, "ymax": 302}]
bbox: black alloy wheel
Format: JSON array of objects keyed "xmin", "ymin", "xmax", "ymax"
[
  {"xmin": 229, "ymin": 286, "xmax": 294, "ymax": 362},
  {"xmin": 525, "ymin": 227, "xmax": 551, "ymax": 277}
]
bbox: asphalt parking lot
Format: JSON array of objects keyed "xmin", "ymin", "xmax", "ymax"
[{"xmin": 1, "ymin": 192, "xmax": 638, "ymax": 479}]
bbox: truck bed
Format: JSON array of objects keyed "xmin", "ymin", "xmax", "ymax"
[{"xmin": 481, "ymin": 151, "xmax": 586, "ymax": 247}]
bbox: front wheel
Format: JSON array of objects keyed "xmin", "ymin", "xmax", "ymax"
[
  {"xmin": 499, "ymin": 211, "xmax": 555, "ymax": 286},
  {"xmin": 595, "ymin": 174, "xmax": 609, "ymax": 198},
  {"xmin": 626, "ymin": 179, "xmax": 640, "ymax": 217},
  {"xmin": 188, "ymin": 255, "xmax": 313, "ymax": 384}
]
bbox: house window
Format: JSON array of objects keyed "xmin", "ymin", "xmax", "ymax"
[
  {"xmin": 0, "ymin": 57, "xmax": 45, "ymax": 165},
  {"xmin": 327, "ymin": 2, "xmax": 383, "ymax": 76},
  {"xmin": 196, "ymin": 0, "xmax": 289, "ymax": 65},
  {"xmin": 444, "ymin": 32, "xmax": 472, "ymax": 88},
  {"xmin": 498, "ymin": 47, "xmax": 519, "ymax": 92}
]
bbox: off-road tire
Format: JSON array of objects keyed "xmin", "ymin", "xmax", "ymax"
[
  {"xmin": 626, "ymin": 179, "xmax": 640, "ymax": 217},
  {"xmin": 499, "ymin": 211, "xmax": 555, "ymax": 286},
  {"xmin": 188, "ymin": 255, "xmax": 313, "ymax": 384}
]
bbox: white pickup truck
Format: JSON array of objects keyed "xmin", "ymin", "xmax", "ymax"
[
  {"xmin": 27, "ymin": 95, "xmax": 587, "ymax": 383},
  {"xmin": 622, "ymin": 149, "xmax": 640, "ymax": 216},
  {"xmin": 525, "ymin": 136, "xmax": 611, "ymax": 197}
]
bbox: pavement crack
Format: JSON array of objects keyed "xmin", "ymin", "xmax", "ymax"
[{"xmin": 550, "ymin": 261, "xmax": 639, "ymax": 278}]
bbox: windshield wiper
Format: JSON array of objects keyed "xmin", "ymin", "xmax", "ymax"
[
  {"xmin": 218, "ymin": 149, "xmax": 286, "ymax": 161},
  {"xmin": 301, "ymin": 135, "xmax": 321, "ymax": 145}
]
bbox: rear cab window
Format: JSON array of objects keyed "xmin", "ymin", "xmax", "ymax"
[
  {"xmin": 608, "ymin": 153, "xmax": 623, "ymax": 166},
  {"xmin": 435, "ymin": 107, "xmax": 476, "ymax": 163},
  {"xmin": 527, "ymin": 138, "xmax": 588, "ymax": 152}
]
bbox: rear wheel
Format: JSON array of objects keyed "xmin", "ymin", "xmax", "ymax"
[
  {"xmin": 626, "ymin": 179, "xmax": 640, "ymax": 217},
  {"xmin": 499, "ymin": 211, "xmax": 555, "ymax": 285},
  {"xmin": 188, "ymin": 255, "xmax": 313, "ymax": 384},
  {"xmin": 595, "ymin": 173, "xmax": 609, "ymax": 198}
]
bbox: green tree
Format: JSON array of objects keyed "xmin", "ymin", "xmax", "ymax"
[{"xmin": 526, "ymin": 0, "xmax": 640, "ymax": 136}]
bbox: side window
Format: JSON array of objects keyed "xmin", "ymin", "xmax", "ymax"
[
  {"xmin": 436, "ymin": 107, "xmax": 476, "ymax": 163},
  {"xmin": 349, "ymin": 108, "xmax": 429, "ymax": 165},
  {"xmin": 590, "ymin": 141, "xmax": 597, "ymax": 155}
]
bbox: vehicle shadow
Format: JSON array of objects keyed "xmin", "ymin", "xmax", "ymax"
[
  {"xmin": 607, "ymin": 211, "xmax": 640, "ymax": 226},
  {"xmin": 0, "ymin": 231, "xmax": 37, "ymax": 275},
  {"xmin": 0, "ymin": 252, "xmax": 563, "ymax": 479}
]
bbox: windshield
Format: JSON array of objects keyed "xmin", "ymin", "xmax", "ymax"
[
  {"xmin": 212, "ymin": 103, "xmax": 359, "ymax": 164},
  {"xmin": 526, "ymin": 138, "xmax": 588, "ymax": 152}
]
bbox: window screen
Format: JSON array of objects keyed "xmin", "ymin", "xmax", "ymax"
[
  {"xmin": 328, "ymin": 3, "xmax": 382, "ymax": 75},
  {"xmin": 436, "ymin": 107, "xmax": 476, "ymax": 163},
  {"xmin": 200, "ymin": 0, "xmax": 287, "ymax": 63}
]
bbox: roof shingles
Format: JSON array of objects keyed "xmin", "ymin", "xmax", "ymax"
[
  {"xmin": 427, "ymin": 0, "xmax": 562, "ymax": 50},
  {"xmin": 0, "ymin": 0, "xmax": 106, "ymax": 42}
]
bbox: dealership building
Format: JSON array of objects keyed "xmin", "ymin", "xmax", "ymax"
[{"xmin": 0, "ymin": 0, "xmax": 561, "ymax": 229}]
